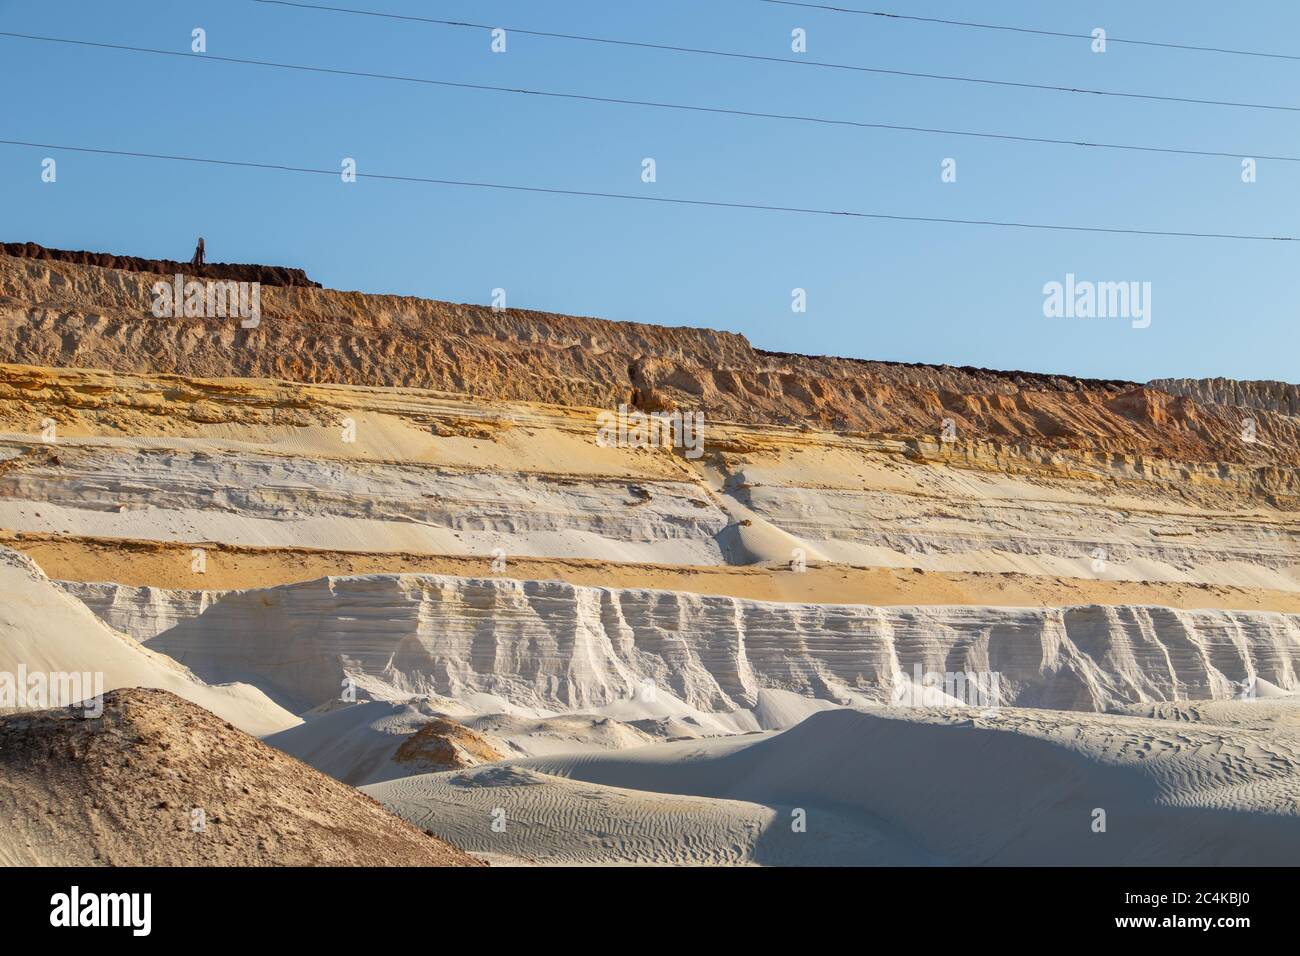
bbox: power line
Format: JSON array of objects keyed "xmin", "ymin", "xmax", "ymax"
[
  {"xmin": 251, "ymin": 0, "xmax": 1300, "ymax": 114},
  {"xmin": 2, "ymin": 31, "xmax": 1295, "ymax": 165},
  {"xmin": 757, "ymin": 0, "xmax": 1300, "ymax": 63},
  {"xmin": 0, "ymin": 138, "xmax": 1292, "ymax": 242}
]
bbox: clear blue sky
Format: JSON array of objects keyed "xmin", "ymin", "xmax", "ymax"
[{"xmin": 3, "ymin": 0, "xmax": 1297, "ymax": 382}]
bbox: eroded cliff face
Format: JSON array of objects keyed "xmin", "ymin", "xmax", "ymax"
[
  {"xmin": 1151, "ymin": 377, "xmax": 1300, "ymax": 418},
  {"xmin": 63, "ymin": 575, "xmax": 1300, "ymax": 715},
  {"xmin": 3, "ymin": 254, "xmax": 1297, "ymax": 464},
  {"xmin": 4, "ymin": 253, "xmax": 1299, "ymax": 718}
]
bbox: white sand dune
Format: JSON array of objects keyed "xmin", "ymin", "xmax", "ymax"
[
  {"xmin": 1109, "ymin": 682, "xmax": 1300, "ymax": 731},
  {"xmin": 366, "ymin": 762, "xmax": 932, "ymax": 866},
  {"xmin": 460, "ymin": 713, "xmax": 657, "ymax": 756},
  {"xmin": 0, "ymin": 547, "xmax": 298, "ymax": 736},
  {"xmin": 481, "ymin": 705, "xmax": 1300, "ymax": 865},
  {"xmin": 266, "ymin": 688, "xmax": 843, "ymax": 788},
  {"xmin": 265, "ymin": 699, "xmax": 676, "ymax": 786}
]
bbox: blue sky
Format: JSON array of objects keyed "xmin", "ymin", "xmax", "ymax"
[{"xmin": 2, "ymin": 0, "xmax": 1297, "ymax": 381}]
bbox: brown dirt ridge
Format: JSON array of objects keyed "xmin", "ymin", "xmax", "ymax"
[
  {"xmin": 3, "ymin": 253, "xmax": 1297, "ymax": 466},
  {"xmin": 0, "ymin": 241, "xmax": 320, "ymax": 288},
  {"xmin": 0, "ymin": 688, "xmax": 482, "ymax": 866}
]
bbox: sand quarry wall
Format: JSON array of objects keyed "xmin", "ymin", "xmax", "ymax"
[
  {"xmin": 63, "ymin": 574, "xmax": 1300, "ymax": 714},
  {"xmin": 3, "ymin": 254, "xmax": 1298, "ymax": 465}
]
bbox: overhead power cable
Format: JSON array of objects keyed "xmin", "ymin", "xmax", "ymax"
[
  {"xmin": 0, "ymin": 138, "xmax": 1293, "ymax": 242},
  {"xmin": 1, "ymin": 31, "xmax": 1295, "ymax": 164},
  {"xmin": 757, "ymin": 0, "xmax": 1300, "ymax": 63},
  {"xmin": 250, "ymin": 0, "xmax": 1300, "ymax": 114}
]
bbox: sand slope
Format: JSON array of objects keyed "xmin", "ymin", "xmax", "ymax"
[
  {"xmin": 0, "ymin": 546, "xmax": 297, "ymax": 736},
  {"xmin": 366, "ymin": 762, "xmax": 931, "ymax": 866}
]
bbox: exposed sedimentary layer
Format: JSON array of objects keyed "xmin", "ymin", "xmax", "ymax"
[
  {"xmin": 5, "ymin": 254, "xmax": 1299, "ymax": 464},
  {"xmin": 3, "ymin": 431, "xmax": 1294, "ymax": 585},
  {"xmin": 0, "ymin": 439, "xmax": 728, "ymax": 564},
  {"xmin": 62, "ymin": 573, "xmax": 1300, "ymax": 715},
  {"xmin": 16, "ymin": 531, "xmax": 1300, "ymax": 611}
]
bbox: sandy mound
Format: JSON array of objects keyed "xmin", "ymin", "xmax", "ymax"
[
  {"xmin": 266, "ymin": 700, "xmax": 506, "ymax": 787},
  {"xmin": 394, "ymin": 717, "xmax": 504, "ymax": 771},
  {"xmin": 264, "ymin": 695, "xmax": 798, "ymax": 789},
  {"xmin": 0, "ymin": 688, "xmax": 481, "ymax": 866},
  {"xmin": 1110, "ymin": 681, "xmax": 1300, "ymax": 730},
  {"xmin": 0, "ymin": 546, "xmax": 297, "ymax": 736}
]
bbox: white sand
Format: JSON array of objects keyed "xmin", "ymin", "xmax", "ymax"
[
  {"xmin": 0, "ymin": 547, "xmax": 298, "ymax": 736},
  {"xmin": 266, "ymin": 688, "xmax": 844, "ymax": 788},
  {"xmin": 63, "ymin": 574, "xmax": 1300, "ymax": 715},
  {"xmin": 4, "ymin": 428, "xmax": 1297, "ymax": 587},
  {"xmin": 366, "ymin": 762, "xmax": 930, "ymax": 866},
  {"xmin": 365, "ymin": 702, "xmax": 1300, "ymax": 866}
]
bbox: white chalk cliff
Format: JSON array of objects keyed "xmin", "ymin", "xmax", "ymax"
[{"xmin": 63, "ymin": 574, "xmax": 1300, "ymax": 715}]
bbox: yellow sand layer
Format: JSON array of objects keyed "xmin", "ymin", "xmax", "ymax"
[{"xmin": 10, "ymin": 532, "xmax": 1300, "ymax": 612}]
